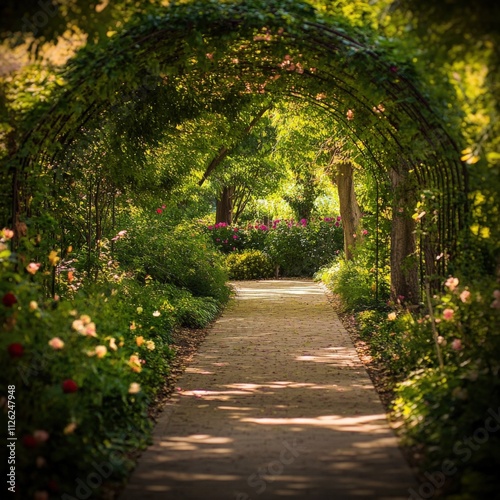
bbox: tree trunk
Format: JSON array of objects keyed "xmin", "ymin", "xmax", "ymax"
[
  {"xmin": 216, "ymin": 186, "xmax": 234, "ymax": 225},
  {"xmin": 390, "ymin": 168, "xmax": 419, "ymax": 304},
  {"xmin": 336, "ymin": 161, "xmax": 362, "ymax": 260}
]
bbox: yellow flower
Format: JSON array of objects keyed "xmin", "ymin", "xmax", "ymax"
[
  {"xmin": 109, "ymin": 338, "xmax": 118, "ymax": 351},
  {"xmin": 128, "ymin": 383, "xmax": 141, "ymax": 394},
  {"xmin": 387, "ymin": 312, "xmax": 397, "ymax": 321},
  {"xmin": 135, "ymin": 336, "xmax": 145, "ymax": 347},
  {"xmin": 136, "ymin": 307, "xmax": 143, "ymax": 314},
  {"xmin": 130, "ymin": 321, "xmax": 136, "ymax": 331},
  {"xmin": 80, "ymin": 315, "xmax": 91, "ymax": 325},
  {"xmin": 145, "ymin": 340, "xmax": 155, "ymax": 351},
  {"xmin": 95, "ymin": 345, "xmax": 107, "ymax": 358},
  {"xmin": 128, "ymin": 354, "xmax": 142, "ymax": 373},
  {"xmin": 29, "ymin": 301, "xmax": 39, "ymax": 311},
  {"xmin": 48, "ymin": 250, "xmax": 60, "ymax": 266}
]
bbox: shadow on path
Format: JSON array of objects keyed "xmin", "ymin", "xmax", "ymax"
[{"xmin": 121, "ymin": 280, "xmax": 417, "ymax": 500}]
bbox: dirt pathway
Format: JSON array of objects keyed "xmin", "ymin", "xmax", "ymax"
[{"xmin": 121, "ymin": 279, "xmax": 416, "ymax": 500}]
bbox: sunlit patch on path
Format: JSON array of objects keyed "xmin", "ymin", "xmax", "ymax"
[{"xmin": 121, "ymin": 279, "xmax": 416, "ymax": 499}]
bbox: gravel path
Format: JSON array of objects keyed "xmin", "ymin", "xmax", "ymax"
[{"xmin": 121, "ymin": 279, "xmax": 416, "ymax": 500}]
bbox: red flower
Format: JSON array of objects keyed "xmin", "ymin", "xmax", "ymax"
[
  {"xmin": 22, "ymin": 435, "xmax": 38, "ymax": 448},
  {"xmin": 62, "ymin": 379, "xmax": 78, "ymax": 393},
  {"xmin": 2, "ymin": 292, "xmax": 17, "ymax": 307},
  {"xmin": 8, "ymin": 343, "xmax": 24, "ymax": 358},
  {"xmin": 156, "ymin": 208, "xmax": 163, "ymax": 214},
  {"xmin": 48, "ymin": 480, "xmax": 59, "ymax": 492}
]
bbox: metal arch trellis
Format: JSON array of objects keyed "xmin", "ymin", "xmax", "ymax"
[{"xmin": 9, "ymin": 0, "xmax": 467, "ymax": 294}]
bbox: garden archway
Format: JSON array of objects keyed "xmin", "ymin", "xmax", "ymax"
[{"xmin": 9, "ymin": 0, "xmax": 468, "ymax": 302}]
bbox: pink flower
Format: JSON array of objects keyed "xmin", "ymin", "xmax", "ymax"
[
  {"xmin": 445, "ymin": 277, "xmax": 459, "ymax": 292},
  {"xmin": 460, "ymin": 290, "xmax": 471, "ymax": 303},
  {"xmin": 362, "ymin": 229, "xmax": 368, "ymax": 236},
  {"xmin": 443, "ymin": 308, "xmax": 455, "ymax": 321},
  {"xmin": 451, "ymin": 339, "xmax": 462, "ymax": 351},
  {"xmin": 233, "ymin": 227, "xmax": 239, "ymax": 232},
  {"xmin": 232, "ymin": 235, "xmax": 238, "ymax": 239},
  {"xmin": 48, "ymin": 337, "xmax": 65, "ymax": 350},
  {"xmin": 2, "ymin": 228, "xmax": 14, "ymax": 239},
  {"xmin": 161, "ymin": 205, "xmax": 166, "ymax": 209},
  {"xmin": 335, "ymin": 222, "xmax": 340, "ymax": 227},
  {"xmin": 346, "ymin": 109, "xmax": 354, "ymax": 120},
  {"xmin": 300, "ymin": 219, "xmax": 307, "ymax": 226},
  {"xmin": 33, "ymin": 430, "xmax": 50, "ymax": 443},
  {"xmin": 26, "ymin": 262, "xmax": 41, "ymax": 275},
  {"xmin": 207, "ymin": 225, "xmax": 213, "ymax": 230}
]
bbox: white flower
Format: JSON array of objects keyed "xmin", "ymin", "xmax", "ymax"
[{"xmin": 152, "ymin": 310, "xmax": 161, "ymax": 317}]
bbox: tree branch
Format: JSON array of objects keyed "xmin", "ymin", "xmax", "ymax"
[{"xmin": 198, "ymin": 105, "xmax": 272, "ymax": 186}]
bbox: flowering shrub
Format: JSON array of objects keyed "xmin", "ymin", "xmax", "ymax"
[
  {"xmin": 226, "ymin": 250, "xmax": 275, "ymax": 280},
  {"xmin": 0, "ymin": 220, "xmax": 230, "ymax": 498},
  {"xmin": 207, "ymin": 217, "xmax": 343, "ymax": 276},
  {"xmin": 321, "ymin": 260, "xmax": 500, "ymax": 497}
]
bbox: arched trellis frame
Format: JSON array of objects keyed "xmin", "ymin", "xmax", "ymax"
[{"xmin": 8, "ymin": 0, "xmax": 468, "ymax": 302}]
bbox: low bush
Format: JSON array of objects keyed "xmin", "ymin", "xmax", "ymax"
[
  {"xmin": 226, "ymin": 250, "xmax": 275, "ymax": 280},
  {"xmin": 318, "ymin": 258, "xmax": 389, "ymax": 311},
  {"xmin": 116, "ymin": 213, "xmax": 231, "ymax": 304}
]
